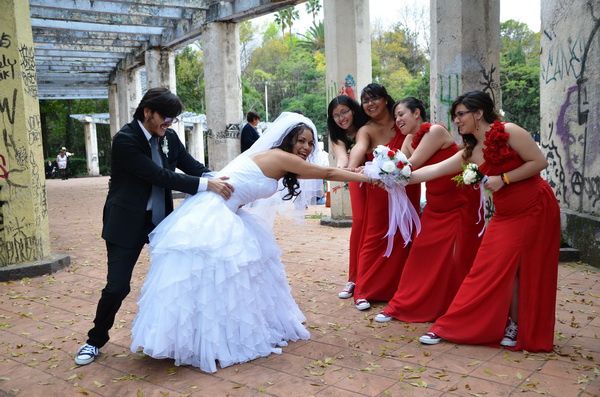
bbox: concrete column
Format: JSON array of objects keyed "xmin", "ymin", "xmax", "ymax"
[
  {"xmin": 540, "ymin": 0, "xmax": 600, "ymax": 267},
  {"xmin": 108, "ymin": 83, "xmax": 120, "ymax": 137},
  {"xmin": 186, "ymin": 122, "xmax": 205, "ymax": 164},
  {"xmin": 144, "ymin": 48, "xmax": 185, "ymax": 146},
  {"xmin": 430, "ymin": 0, "xmax": 501, "ymax": 131},
  {"xmin": 0, "ymin": 0, "xmax": 55, "ymax": 271},
  {"xmin": 202, "ymin": 22, "xmax": 242, "ymax": 171},
  {"xmin": 116, "ymin": 67, "xmax": 141, "ymax": 128},
  {"xmin": 322, "ymin": 0, "xmax": 371, "ymax": 226},
  {"xmin": 83, "ymin": 118, "xmax": 100, "ymax": 176}
]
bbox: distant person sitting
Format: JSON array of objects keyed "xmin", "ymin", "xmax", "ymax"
[{"xmin": 240, "ymin": 111, "xmax": 261, "ymax": 152}]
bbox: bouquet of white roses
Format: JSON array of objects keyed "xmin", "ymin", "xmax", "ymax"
[
  {"xmin": 452, "ymin": 163, "xmax": 487, "ymax": 186},
  {"xmin": 363, "ymin": 145, "xmax": 420, "ymax": 257},
  {"xmin": 452, "ymin": 163, "xmax": 490, "ymax": 237},
  {"xmin": 364, "ymin": 145, "xmax": 412, "ymax": 187}
]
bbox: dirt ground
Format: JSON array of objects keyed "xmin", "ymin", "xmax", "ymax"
[{"xmin": 0, "ymin": 176, "xmax": 598, "ymax": 397}]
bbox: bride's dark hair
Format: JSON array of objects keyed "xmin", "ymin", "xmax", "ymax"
[{"xmin": 276, "ymin": 122, "xmax": 313, "ymax": 201}]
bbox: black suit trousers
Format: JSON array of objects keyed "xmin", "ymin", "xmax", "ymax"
[{"xmin": 87, "ymin": 212, "xmax": 154, "ymax": 348}]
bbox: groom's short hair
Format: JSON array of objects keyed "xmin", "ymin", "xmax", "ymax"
[{"xmin": 133, "ymin": 87, "xmax": 183, "ymax": 121}]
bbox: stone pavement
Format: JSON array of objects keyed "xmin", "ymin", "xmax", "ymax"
[{"xmin": 0, "ymin": 176, "xmax": 598, "ymax": 397}]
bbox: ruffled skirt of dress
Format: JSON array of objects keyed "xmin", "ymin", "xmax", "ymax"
[{"xmin": 130, "ymin": 192, "xmax": 310, "ymax": 373}]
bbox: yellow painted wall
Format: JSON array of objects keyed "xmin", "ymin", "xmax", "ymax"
[{"xmin": 0, "ymin": 0, "xmax": 50, "ymax": 266}]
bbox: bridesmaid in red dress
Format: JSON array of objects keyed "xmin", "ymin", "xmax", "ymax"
[
  {"xmin": 412, "ymin": 91, "xmax": 559, "ymax": 352},
  {"xmin": 327, "ymin": 95, "xmax": 368, "ymax": 300},
  {"xmin": 348, "ymin": 84, "xmax": 421, "ymax": 311},
  {"xmin": 374, "ymin": 97, "xmax": 481, "ymax": 324}
]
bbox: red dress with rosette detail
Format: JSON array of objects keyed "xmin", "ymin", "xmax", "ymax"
[
  {"xmin": 383, "ymin": 123, "xmax": 482, "ymax": 322},
  {"xmin": 353, "ymin": 126, "xmax": 421, "ymax": 302},
  {"xmin": 430, "ymin": 121, "xmax": 560, "ymax": 352}
]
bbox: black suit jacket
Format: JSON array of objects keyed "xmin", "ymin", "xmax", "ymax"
[
  {"xmin": 102, "ymin": 120, "xmax": 210, "ymax": 248},
  {"xmin": 240, "ymin": 123, "xmax": 260, "ymax": 152}
]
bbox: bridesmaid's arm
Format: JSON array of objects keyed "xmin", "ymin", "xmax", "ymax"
[
  {"xmin": 330, "ymin": 140, "xmax": 349, "ymax": 168},
  {"xmin": 348, "ymin": 126, "xmax": 370, "ymax": 169},
  {"xmin": 409, "ymin": 150, "xmax": 464, "ymax": 184}
]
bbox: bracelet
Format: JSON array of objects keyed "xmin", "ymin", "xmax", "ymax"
[{"xmin": 501, "ymin": 173, "xmax": 510, "ymax": 185}]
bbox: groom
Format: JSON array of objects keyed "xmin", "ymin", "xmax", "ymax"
[{"xmin": 75, "ymin": 88, "xmax": 233, "ymax": 365}]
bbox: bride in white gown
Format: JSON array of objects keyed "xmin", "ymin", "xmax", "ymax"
[{"xmin": 130, "ymin": 112, "xmax": 379, "ymax": 373}]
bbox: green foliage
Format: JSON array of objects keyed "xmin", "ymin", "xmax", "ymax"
[
  {"xmin": 371, "ymin": 22, "xmax": 428, "ymax": 101},
  {"xmin": 500, "ymin": 20, "xmax": 540, "ymax": 134},
  {"xmin": 175, "ymin": 46, "xmax": 205, "ymax": 113},
  {"xmin": 274, "ymin": 7, "xmax": 300, "ymax": 37},
  {"xmin": 39, "ymin": 98, "xmax": 110, "ymax": 175}
]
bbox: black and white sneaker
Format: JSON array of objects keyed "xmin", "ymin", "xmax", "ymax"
[
  {"xmin": 500, "ymin": 318, "xmax": 518, "ymax": 347},
  {"xmin": 74, "ymin": 343, "xmax": 99, "ymax": 365}
]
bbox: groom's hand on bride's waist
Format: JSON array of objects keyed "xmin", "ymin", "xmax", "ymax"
[{"xmin": 207, "ymin": 176, "xmax": 234, "ymax": 199}]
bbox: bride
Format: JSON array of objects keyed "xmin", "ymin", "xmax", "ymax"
[{"xmin": 130, "ymin": 112, "xmax": 379, "ymax": 373}]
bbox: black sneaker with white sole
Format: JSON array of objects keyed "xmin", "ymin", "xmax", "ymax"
[{"xmin": 75, "ymin": 343, "xmax": 99, "ymax": 365}]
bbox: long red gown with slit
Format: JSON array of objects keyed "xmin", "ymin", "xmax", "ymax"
[
  {"xmin": 353, "ymin": 126, "xmax": 421, "ymax": 302},
  {"xmin": 429, "ymin": 121, "xmax": 560, "ymax": 352},
  {"xmin": 348, "ymin": 181, "xmax": 366, "ymax": 283},
  {"xmin": 383, "ymin": 124, "xmax": 482, "ymax": 322}
]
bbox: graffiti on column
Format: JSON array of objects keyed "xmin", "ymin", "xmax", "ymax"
[
  {"xmin": 479, "ymin": 64, "xmax": 498, "ymax": 104},
  {"xmin": 438, "ymin": 73, "xmax": 460, "ymax": 128},
  {"xmin": 541, "ymin": 1, "xmax": 599, "ymax": 210},
  {"xmin": 0, "ymin": 215, "xmax": 42, "ymax": 266},
  {"xmin": 541, "ymin": 122, "xmax": 568, "ymax": 202},
  {"xmin": 18, "ymin": 44, "xmax": 37, "ymax": 98},
  {"xmin": 339, "ymin": 74, "xmax": 356, "ymax": 100},
  {"xmin": 0, "ymin": 89, "xmax": 27, "ymax": 189}
]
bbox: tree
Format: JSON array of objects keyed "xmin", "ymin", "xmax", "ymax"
[
  {"xmin": 305, "ymin": 0, "xmax": 322, "ymax": 23},
  {"xmin": 274, "ymin": 7, "xmax": 300, "ymax": 38},
  {"xmin": 371, "ymin": 22, "xmax": 429, "ymax": 101},
  {"xmin": 175, "ymin": 46, "xmax": 205, "ymax": 113},
  {"xmin": 298, "ymin": 21, "xmax": 324, "ymax": 53},
  {"xmin": 499, "ymin": 20, "xmax": 540, "ymax": 134}
]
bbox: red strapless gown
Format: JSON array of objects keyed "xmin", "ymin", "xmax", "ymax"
[
  {"xmin": 384, "ymin": 141, "xmax": 482, "ymax": 322},
  {"xmin": 348, "ymin": 181, "xmax": 366, "ymax": 283},
  {"xmin": 430, "ymin": 122, "xmax": 560, "ymax": 352},
  {"xmin": 353, "ymin": 127, "xmax": 421, "ymax": 302}
]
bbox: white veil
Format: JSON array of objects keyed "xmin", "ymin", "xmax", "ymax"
[{"xmin": 241, "ymin": 112, "xmax": 324, "ymax": 225}]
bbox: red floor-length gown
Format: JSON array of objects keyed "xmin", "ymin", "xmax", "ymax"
[
  {"xmin": 353, "ymin": 126, "xmax": 421, "ymax": 302},
  {"xmin": 347, "ymin": 181, "xmax": 367, "ymax": 283},
  {"xmin": 429, "ymin": 121, "xmax": 560, "ymax": 352},
  {"xmin": 384, "ymin": 124, "xmax": 482, "ymax": 322}
]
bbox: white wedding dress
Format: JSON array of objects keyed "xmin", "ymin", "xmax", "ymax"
[{"xmin": 130, "ymin": 155, "xmax": 310, "ymax": 373}]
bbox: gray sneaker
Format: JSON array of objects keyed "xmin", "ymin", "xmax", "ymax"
[
  {"xmin": 75, "ymin": 343, "xmax": 99, "ymax": 365},
  {"xmin": 338, "ymin": 282, "xmax": 355, "ymax": 299},
  {"xmin": 500, "ymin": 318, "xmax": 518, "ymax": 347}
]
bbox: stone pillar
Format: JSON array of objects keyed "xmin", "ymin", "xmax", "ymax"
[
  {"xmin": 145, "ymin": 48, "xmax": 185, "ymax": 145},
  {"xmin": 202, "ymin": 22, "xmax": 242, "ymax": 171},
  {"xmin": 83, "ymin": 117, "xmax": 100, "ymax": 176},
  {"xmin": 0, "ymin": 0, "xmax": 69, "ymax": 278},
  {"xmin": 186, "ymin": 122, "xmax": 205, "ymax": 164},
  {"xmin": 540, "ymin": 0, "xmax": 600, "ymax": 267},
  {"xmin": 322, "ymin": 0, "xmax": 371, "ymax": 226},
  {"xmin": 108, "ymin": 83, "xmax": 120, "ymax": 137},
  {"xmin": 116, "ymin": 67, "xmax": 141, "ymax": 128},
  {"xmin": 430, "ymin": 0, "xmax": 501, "ymax": 131}
]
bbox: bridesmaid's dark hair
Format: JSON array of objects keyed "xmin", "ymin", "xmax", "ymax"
[
  {"xmin": 327, "ymin": 95, "xmax": 367, "ymax": 148},
  {"xmin": 360, "ymin": 83, "xmax": 395, "ymax": 117},
  {"xmin": 450, "ymin": 90, "xmax": 500, "ymax": 160},
  {"xmin": 394, "ymin": 97, "xmax": 428, "ymax": 121},
  {"xmin": 276, "ymin": 122, "xmax": 314, "ymax": 201}
]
